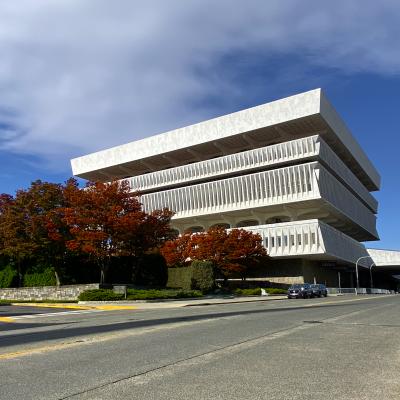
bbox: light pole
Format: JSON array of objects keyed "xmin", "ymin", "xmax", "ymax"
[
  {"xmin": 369, "ymin": 262, "xmax": 375, "ymax": 290},
  {"xmin": 355, "ymin": 256, "xmax": 374, "ymax": 295}
]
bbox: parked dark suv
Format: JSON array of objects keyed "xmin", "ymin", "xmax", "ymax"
[
  {"xmin": 287, "ymin": 283, "xmax": 313, "ymax": 299},
  {"xmin": 310, "ymin": 284, "xmax": 328, "ymax": 297}
]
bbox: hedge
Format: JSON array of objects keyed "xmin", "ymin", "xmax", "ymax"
[
  {"xmin": 191, "ymin": 261, "xmax": 215, "ymax": 292},
  {"xmin": 265, "ymin": 288, "xmax": 287, "ymax": 295},
  {"xmin": 167, "ymin": 266, "xmax": 193, "ymax": 290},
  {"xmin": 23, "ymin": 268, "xmax": 57, "ymax": 287},
  {"xmin": 234, "ymin": 287, "xmax": 287, "ymax": 296},
  {"xmin": 78, "ymin": 289, "xmax": 124, "ymax": 301},
  {"xmin": 0, "ymin": 265, "xmax": 17, "ymax": 288},
  {"xmin": 78, "ymin": 288, "xmax": 203, "ymax": 301},
  {"xmin": 235, "ymin": 288, "xmax": 261, "ymax": 296},
  {"xmin": 134, "ymin": 254, "xmax": 168, "ymax": 287}
]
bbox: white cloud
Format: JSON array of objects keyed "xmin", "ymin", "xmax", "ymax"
[{"xmin": 0, "ymin": 0, "xmax": 399, "ymax": 172}]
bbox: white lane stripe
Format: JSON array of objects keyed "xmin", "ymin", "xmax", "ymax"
[{"xmin": 11, "ymin": 310, "xmax": 105, "ymax": 319}]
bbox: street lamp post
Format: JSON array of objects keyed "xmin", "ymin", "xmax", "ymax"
[
  {"xmin": 355, "ymin": 256, "xmax": 374, "ymax": 295},
  {"xmin": 369, "ymin": 263, "xmax": 375, "ymax": 290}
]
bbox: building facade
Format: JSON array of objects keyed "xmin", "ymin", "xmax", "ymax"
[{"xmin": 71, "ymin": 89, "xmax": 400, "ymax": 286}]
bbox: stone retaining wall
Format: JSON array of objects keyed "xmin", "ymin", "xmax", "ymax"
[{"xmin": 0, "ymin": 283, "xmax": 100, "ymax": 301}]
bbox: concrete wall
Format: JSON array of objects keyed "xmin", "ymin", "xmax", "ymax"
[
  {"xmin": 247, "ymin": 258, "xmax": 354, "ymax": 287},
  {"xmin": 0, "ymin": 284, "xmax": 100, "ymax": 301}
]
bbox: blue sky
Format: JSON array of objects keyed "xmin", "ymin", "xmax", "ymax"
[{"xmin": 0, "ymin": 1, "xmax": 399, "ymax": 249}]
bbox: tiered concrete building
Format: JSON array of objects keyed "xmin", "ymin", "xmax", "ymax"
[{"xmin": 71, "ymin": 89, "xmax": 400, "ymax": 287}]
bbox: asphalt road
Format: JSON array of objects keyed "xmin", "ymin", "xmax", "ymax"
[{"xmin": 1, "ymin": 295, "xmax": 399, "ymax": 399}]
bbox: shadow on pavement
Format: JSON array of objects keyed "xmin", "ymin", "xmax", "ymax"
[{"xmin": 0, "ymin": 301, "xmax": 361, "ymax": 348}]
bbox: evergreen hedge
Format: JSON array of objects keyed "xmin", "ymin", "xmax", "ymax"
[
  {"xmin": 78, "ymin": 288, "xmax": 202, "ymax": 301},
  {"xmin": 191, "ymin": 260, "xmax": 215, "ymax": 292},
  {"xmin": 23, "ymin": 268, "xmax": 57, "ymax": 287},
  {"xmin": 134, "ymin": 254, "xmax": 168, "ymax": 287},
  {"xmin": 167, "ymin": 266, "xmax": 193, "ymax": 290},
  {"xmin": 0, "ymin": 265, "xmax": 17, "ymax": 288}
]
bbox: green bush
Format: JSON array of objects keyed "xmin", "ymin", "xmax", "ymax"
[
  {"xmin": 234, "ymin": 288, "xmax": 261, "ymax": 296},
  {"xmin": 191, "ymin": 260, "xmax": 215, "ymax": 292},
  {"xmin": 234, "ymin": 287, "xmax": 287, "ymax": 296},
  {"xmin": 167, "ymin": 266, "xmax": 193, "ymax": 290},
  {"xmin": 23, "ymin": 268, "xmax": 57, "ymax": 287},
  {"xmin": 265, "ymin": 288, "xmax": 287, "ymax": 295},
  {"xmin": 78, "ymin": 289, "xmax": 124, "ymax": 301},
  {"xmin": 78, "ymin": 288, "xmax": 203, "ymax": 301},
  {"xmin": 134, "ymin": 254, "xmax": 168, "ymax": 287},
  {"xmin": 0, "ymin": 265, "xmax": 17, "ymax": 288},
  {"xmin": 127, "ymin": 288, "xmax": 202, "ymax": 300}
]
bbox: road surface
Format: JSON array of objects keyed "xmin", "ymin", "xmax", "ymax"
[{"xmin": 1, "ymin": 295, "xmax": 399, "ymax": 399}]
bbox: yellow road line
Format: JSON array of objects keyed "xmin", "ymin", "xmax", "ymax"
[
  {"xmin": 10, "ymin": 303, "xmax": 137, "ymax": 311},
  {"xmin": 0, "ymin": 317, "xmax": 14, "ymax": 323},
  {"xmin": 10, "ymin": 303, "xmax": 93, "ymax": 310},
  {"xmin": 0, "ymin": 342, "xmax": 82, "ymax": 360}
]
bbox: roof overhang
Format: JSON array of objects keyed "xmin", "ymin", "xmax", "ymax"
[
  {"xmin": 367, "ymin": 248, "xmax": 400, "ymax": 268},
  {"xmin": 71, "ymin": 88, "xmax": 380, "ymax": 191}
]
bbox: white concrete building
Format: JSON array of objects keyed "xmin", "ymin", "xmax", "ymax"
[{"xmin": 71, "ymin": 89, "xmax": 400, "ymax": 287}]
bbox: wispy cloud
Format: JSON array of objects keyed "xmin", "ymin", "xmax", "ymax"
[{"xmin": 0, "ymin": 0, "xmax": 399, "ymax": 172}]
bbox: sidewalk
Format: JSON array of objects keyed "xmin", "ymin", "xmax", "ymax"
[{"xmin": 78, "ymin": 295, "xmax": 288, "ymax": 310}]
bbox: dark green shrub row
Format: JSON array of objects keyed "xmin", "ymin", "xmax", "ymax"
[
  {"xmin": 127, "ymin": 288, "xmax": 202, "ymax": 300},
  {"xmin": 23, "ymin": 268, "xmax": 57, "ymax": 287},
  {"xmin": 265, "ymin": 288, "xmax": 287, "ymax": 295},
  {"xmin": 78, "ymin": 288, "xmax": 203, "ymax": 301},
  {"xmin": 133, "ymin": 254, "xmax": 168, "ymax": 287},
  {"xmin": 78, "ymin": 289, "xmax": 125, "ymax": 301},
  {"xmin": 0, "ymin": 265, "xmax": 18, "ymax": 288},
  {"xmin": 234, "ymin": 287, "xmax": 287, "ymax": 296},
  {"xmin": 235, "ymin": 288, "xmax": 261, "ymax": 296}
]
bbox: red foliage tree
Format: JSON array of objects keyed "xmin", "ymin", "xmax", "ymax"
[
  {"xmin": 160, "ymin": 233, "xmax": 194, "ymax": 267},
  {"xmin": 0, "ymin": 180, "xmax": 73, "ymax": 286},
  {"xmin": 63, "ymin": 180, "xmax": 175, "ymax": 283},
  {"xmin": 161, "ymin": 226, "xmax": 268, "ymax": 279}
]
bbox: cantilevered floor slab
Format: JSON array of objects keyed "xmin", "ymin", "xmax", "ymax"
[{"xmin": 71, "ymin": 89, "xmax": 380, "ymax": 191}]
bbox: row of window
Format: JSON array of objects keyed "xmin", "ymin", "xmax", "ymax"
[
  {"xmin": 130, "ymin": 136, "xmax": 318, "ymax": 191},
  {"xmin": 264, "ymin": 232, "xmax": 317, "ymax": 248},
  {"xmin": 141, "ymin": 163, "xmax": 316, "ymax": 214}
]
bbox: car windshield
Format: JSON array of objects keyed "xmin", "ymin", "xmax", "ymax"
[{"xmin": 290, "ymin": 285, "xmax": 302, "ymax": 289}]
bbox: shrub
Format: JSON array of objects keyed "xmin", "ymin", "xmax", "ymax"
[
  {"xmin": 167, "ymin": 266, "xmax": 193, "ymax": 290},
  {"xmin": 191, "ymin": 260, "xmax": 215, "ymax": 292},
  {"xmin": 234, "ymin": 287, "xmax": 287, "ymax": 296},
  {"xmin": 234, "ymin": 288, "xmax": 261, "ymax": 296},
  {"xmin": 78, "ymin": 289, "xmax": 124, "ymax": 301},
  {"xmin": 134, "ymin": 254, "xmax": 168, "ymax": 287},
  {"xmin": 23, "ymin": 268, "xmax": 57, "ymax": 287},
  {"xmin": 0, "ymin": 265, "xmax": 17, "ymax": 288},
  {"xmin": 78, "ymin": 288, "xmax": 202, "ymax": 301},
  {"xmin": 265, "ymin": 288, "xmax": 287, "ymax": 295},
  {"xmin": 127, "ymin": 288, "xmax": 202, "ymax": 300}
]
